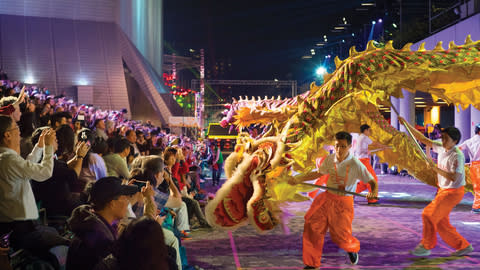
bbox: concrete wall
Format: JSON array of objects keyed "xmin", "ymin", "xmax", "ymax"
[
  {"xmin": 0, "ymin": 14, "xmax": 130, "ymax": 112},
  {"xmin": 0, "ymin": 0, "xmax": 117, "ymax": 22}
]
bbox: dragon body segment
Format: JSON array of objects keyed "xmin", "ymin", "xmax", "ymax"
[{"xmin": 207, "ymin": 36, "xmax": 480, "ymax": 232}]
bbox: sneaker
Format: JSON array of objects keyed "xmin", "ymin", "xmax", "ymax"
[
  {"xmin": 180, "ymin": 230, "xmax": 192, "ymax": 240},
  {"xmin": 472, "ymin": 208, "xmax": 480, "ymax": 213},
  {"xmin": 410, "ymin": 244, "xmax": 431, "ymax": 256},
  {"xmin": 451, "ymin": 244, "xmax": 474, "ymax": 256},
  {"xmin": 303, "ymin": 266, "xmax": 316, "ymax": 269},
  {"xmin": 348, "ymin": 252, "xmax": 359, "ymax": 265}
]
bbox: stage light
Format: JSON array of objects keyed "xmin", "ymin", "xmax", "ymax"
[
  {"xmin": 372, "ymin": 20, "xmax": 376, "ymax": 25},
  {"xmin": 392, "ymin": 23, "xmax": 397, "ymax": 28},
  {"xmin": 316, "ymin": 67, "xmax": 327, "ymax": 76},
  {"xmin": 352, "ymin": 33, "xmax": 355, "ymax": 36},
  {"xmin": 378, "ymin": 18, "xmax": 382, "ymax": 23},
  {"xmin": 78, "ymin": 78, "xmax": 89, "ymax": 85},
  {"xmin": 24, "ymin": 76, "xmax": 35, "ymax": 84}
]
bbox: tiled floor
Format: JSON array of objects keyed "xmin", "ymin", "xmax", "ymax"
[{"xmin": 185, "ymin": 174, "xmax": 479, "ymax": 269}]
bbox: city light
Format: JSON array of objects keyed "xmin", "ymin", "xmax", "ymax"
[{"xmin": 315, "ymin": 66, "xmax": 327, "ymax": 76}]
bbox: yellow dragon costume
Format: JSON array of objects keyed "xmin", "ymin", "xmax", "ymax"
[{"xmin": 205, "ymin": 36, "xmax": 480, "ymax": 232}]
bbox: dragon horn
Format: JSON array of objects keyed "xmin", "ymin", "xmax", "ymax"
[
  {"xmin": 334, "ymin": 56, "xmax": 343, "ymax": 68},
  {"xmin": 465, "ymin": 35, "xmax": 473, "ymax": 44},
  {"xmin": 433, "ymin": 41, "xmax": 444, "ymax": 51},
  {"xmin": 385, "ymin": 40, "xmax": 394, "ymax": 50},
  {"xmin": 366, "ymin": 40, "xmax": 377, "ymax": 51},
  {"xmin": 417, "ymin": 42, "xmax": 426, "ymax": 52},
  {"xmin": 349, "ymin": 46, "xmax": 359, "ymax": 57},
  {"xmin": 401, "ymin": 43, "xmax": 412, "ymax": 51},
  {"xmin": 448, "ymin": 40, "xmax": 458, "ymax": 49}
]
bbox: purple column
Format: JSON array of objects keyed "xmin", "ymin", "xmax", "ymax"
[
  {"xmin": 455, "ymin": 106, "xmax": 470, "ymax": 143},
  {"xmin": 399, "ymin": 89, "xmax": 415, "ymax": 133}
]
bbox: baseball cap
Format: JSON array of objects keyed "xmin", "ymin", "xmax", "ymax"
[{"xmin": 88, "ymin": 177, "xmax": 139, "ymax": 206}]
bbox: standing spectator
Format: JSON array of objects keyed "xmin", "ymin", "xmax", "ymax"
[
  {"xmin": 209, "ymin": 144, "xmax": 223, "ymax": 186},
  {"xmin": 0, "ymin": 116, "xmax": 66, "ymax": 250}
]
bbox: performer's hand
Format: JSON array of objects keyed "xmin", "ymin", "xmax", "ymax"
[
  {"xmin": 287, "ymin": 176, "xmax": 299, "ymax": 185},
  {"xmin": 366, "ymin": 192, "xmax": 377, "ymax": 200}
]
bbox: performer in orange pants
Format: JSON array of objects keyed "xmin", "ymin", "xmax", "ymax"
[
  {"xmin": 399, "ymin": 119, "xmax": 473, "ymax": 257},
  {"xmin": 303, "ymin": 191, "xmax": 359, "ymax": 267},
  {"xmin": 421, "ymin": 187, "xmax": 470, "ymax": 250},
  {"xmin": 458, "ymin": 123, "xmax": 480, "ymax": 212},
  {"xmin": 289, "ymin": 132, "xmax": 377, "ymax": 269},
  {"xmin": 471, "ymin": 161, "xmax": 480, "ymax": 211},
  {"xmin": 354, "ymin": 124, "xmax": 386, "ymax": 204}
]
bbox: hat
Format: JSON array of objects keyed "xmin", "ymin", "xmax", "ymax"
[{"xmin": 88, "ymin": 177, "xmax": 139, "ymax": 206}]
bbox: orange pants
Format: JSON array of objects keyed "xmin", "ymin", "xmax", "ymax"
[
  {"xmin": 421, "ymin": 186, "xmax": 470, "ymax": 250},
  {"xmin": 355, "ymin": 158, "xmax": 378, "ymax": 203},
  {"xmin": 471, "ymin": 161, "xmax": 480, "ymax": 209},
  {"xmin": 303, "ymin": 191, "xmax": 360, "ymax": 267}
]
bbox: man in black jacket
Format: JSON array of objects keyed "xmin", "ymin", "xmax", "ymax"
[{"xmin": 66, "ymin": 177, "xmax": 138, "ymax": 270}]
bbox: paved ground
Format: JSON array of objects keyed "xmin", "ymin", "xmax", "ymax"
[{"xmin": 184, "ymin": 174, "xmax": 480, "ymax": 270}]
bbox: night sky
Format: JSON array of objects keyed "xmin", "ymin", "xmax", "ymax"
[{"xmin": 164, "ymin": 1, "xmax": 443, "ymax": 83}]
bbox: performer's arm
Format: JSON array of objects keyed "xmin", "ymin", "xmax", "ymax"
[
  {"xmin": 398, "ymin": 117, "xmax": 434, "ymax": 148},
  {"xmin": 427, "ymin": 162, "xmax": 459, "ymax": 183}
]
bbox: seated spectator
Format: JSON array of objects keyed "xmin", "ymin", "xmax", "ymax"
[
  {"xmin": 50, "ymin": 112, "xmax": 69, "ymax": 130},
  {"xmin": 66, "ymin": 177, "xmax": 139, "ymax": 270},
  {"xmin": 136, "ymin": 130, "xmax": 149, "ymax": 155},
  {"xmin": 93, "ymin": 217, "xmax": 176, "ymax": 270},
  {"xmin": 0, "ymin": 94, "xmax": 23, "ymax": 122},
  {"xmin": 73, "ymin": 129, "xmax": 107, "ymax": 193},
  {"xmin": 93, "ymin": 119, "xmax": 108, "ymax": 141},
  {"xmin": 103, "ymin": 139, "xmax": 131, "ymax": 180}
]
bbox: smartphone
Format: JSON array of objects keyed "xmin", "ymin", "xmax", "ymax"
[
  {"xmin": 0, "ymin": 231, "xmax": 12, "ymax": 248},
  {"xmin": 77, "ymin": 115, "xmax": 85, "ymax": 121},
  {"xmin": 132, "ymin": 180, "xmax": 148, "ymax": 189},
  {"xmin": 159, "ymin": 208, "xmax": 169, "ymax": 217}
]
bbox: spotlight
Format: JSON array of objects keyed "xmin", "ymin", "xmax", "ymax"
[
  {"xmin": 316, "ymin": 66, "xmax": 327, "ymax": 76},
  {"xmin": 378, "ymin": 18, "xmax": 382, "ymax": 23},
  {"xmin": 372, "ymin": 20, "xmax": 376, "ymax": 25}
]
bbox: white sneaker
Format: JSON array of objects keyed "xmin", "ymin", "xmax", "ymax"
[
  {"xmin": 410, "ymin": 244, "xmax": 431, "ymax": 256},
  {"xmin": 451, "ymin": 244, "xmax": 474, "ymax": 256}
]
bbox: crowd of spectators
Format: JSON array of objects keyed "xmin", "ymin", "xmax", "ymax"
[{"xmin": 0, "ymin": 78, "xmax": 224, "ymax": 270}]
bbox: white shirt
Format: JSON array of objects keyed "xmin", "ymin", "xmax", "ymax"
[
  {"xmin": 458, "ymin": 134, "xmax": 480, "ymax": 162},
  {"xmin": 318, "ymin": 153, "xmax": 374, "ymax": 195},
  {"xmin": 0, "ymin": 145, "xmax": 54, "ymax": 222},
  {"xmin": 432, "ymin": 143, "xmax": 465, "ymax": 189},
  {"xmin": 354, "ymin": 134, "xmax": 372, "ymax": 159}
]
